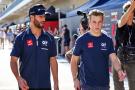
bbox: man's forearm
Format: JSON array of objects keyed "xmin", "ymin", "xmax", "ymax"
[
  {"xmin": 112, "ymin": 58, "xmax": 122, "ymax": 72},
  {"xmin": 50, "ymin": 57, "xmax": 59, "ymax": 84},
  {"xmin": 71, "ymin": 55, "xmax": 79, "ymax": 81},
  {"xmin": 110, "ymin": 53, "xmax": 122, "ymax": 72},
  {"xmin": 10, "ymin": 56, "xmax": 20, "ymax": 81},
  {"xmin": 118, "ymin": 1, "xmax": 135, "ymax": 27}
]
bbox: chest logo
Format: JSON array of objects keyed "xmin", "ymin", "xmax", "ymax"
[
  {"xmin": 88, "ymin": 42, "xmax": 94, "ymax": 48},
  {"xmin": 42, "ymin": 41, "xmax": 48, "ymax": 46},
  {"xmin": 101, "ymin": 42, "xmax": 107, "ymax": 50},
  {"xmin": 27, "ymin": 39, "xmax": 33, "ymax": 46}
]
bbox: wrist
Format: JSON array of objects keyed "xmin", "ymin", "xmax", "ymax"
[
  {"xmin": 117, "ymin": 68, "xmax": 122, "ymax": 73},
  {"xmin": 16, "ymin": 76, "xmax": 21, "ymax": 81},
  {"xmin": 54, "ymin": 82, "xmax": 59, "ymax": 86},
  {"xmin": 73, "ymin": 76, "xmax": 77, "ymax": 81}
]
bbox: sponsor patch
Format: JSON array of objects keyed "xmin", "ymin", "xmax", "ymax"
[
  {"xmin": 88, "ymin": 42, "xmax": 94, "ymax": 48},
  {"xmin": 27, "ymin": 39, "xmax": 33, "ymax": 46}
]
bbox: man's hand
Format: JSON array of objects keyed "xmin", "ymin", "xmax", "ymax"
[
  {"xmin": 118, "ymin": 70, "xmax": 126, "ymax": 82},
  {"xmin": 17, "ymin": 76, "xmax": 29, "ymax": 90},
  {"xmin": 74, "ymin": 78, "xmax": 81, "ymax": 90}
]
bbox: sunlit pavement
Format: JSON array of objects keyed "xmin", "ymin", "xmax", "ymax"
[
  {"xmin": 0, "ymin": 44, "xmax": 128, "ymax": 90},
  {"xmin": 0, "ymin": 44, "xmax": 18, "ymax": 90}
]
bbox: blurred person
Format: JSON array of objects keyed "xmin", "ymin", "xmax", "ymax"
[
  {"xmin": 65, "ymin": 15, "xmax": 88, "ymax": 62},
  {"xmin": 65, "ymin": 34, "xmax": 78, "ymax": 63},
  {"xmin": 0, "ymin": 30, "xmax": 2, "ymax": 44},
  {"xmin": 6, "ymin": 29, "xmax": 14, "ymax": 45},
  {"xmin": 47, "ymin": 26, "xmax": 54, "ymax": 35},
  {"xmin": 61, "ymin": 24, "xmax": 71, "ymax": 54},
  {"xmin": 0, "ymin": 30, "xmax": 5, "ymax": 48},
  {"xmin": 71, "ymin": 9, "xmax": 126, "ymax": 90},
  {"xmin": 10, "ymin": 4, "xmax": 59, "ymax": 90},
  {"xmin": 53, "ymin": 27, "xmax": 59, "ymax": 36},
  {"xmin": 21, "ymin": 24, "xmax": 27, "ymax": 32},
  {"xmin": 113, "ymin": 1, "xmax": 135, "ymax": 90},
  {"xmin": 70, "ymin": 34, "xmax": 78, "ymax": 49}
]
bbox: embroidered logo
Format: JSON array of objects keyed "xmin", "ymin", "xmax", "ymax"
[
  {"xmin": 101, "ymin": 42, "xmax": 107, "ymax": 50},
  {"xmin": 42, "ymin": 40, "xmax": 48, "ymax": 46},
  {"xmin": 27, "ymin": 39, "xmax": 33, "ymax": 46},
  {"xmin": 88, "ymin": 42, "xmax": 94, "ymax": 48}
]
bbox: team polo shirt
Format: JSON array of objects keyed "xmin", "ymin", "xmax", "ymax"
[
  {"xmin": 73, "ymin": 32, "xmax": 115, "ymax": 87},
  {"xmin": 10, "ymin": 29, "xmax": 57, "ymax": 89}
]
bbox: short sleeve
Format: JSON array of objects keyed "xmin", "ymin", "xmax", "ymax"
[
  {"xmin": 108, "ymin": 38, "xmax": 115, "ymax": 55},
  {"xmin": 10, "ymin": 36, "xmax": 23, "ymax": 58},
  {"xmin": 49, "ymin": 37, "xmax": 57, "ymax": 57},
  {"xmin": 73, "ymin": 38, "xmax": 82, "ymax": 56}
]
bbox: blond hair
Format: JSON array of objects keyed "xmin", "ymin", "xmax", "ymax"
[{"xmin": 88, "ymin": 9, "xmax": 104, "ymax": 19}]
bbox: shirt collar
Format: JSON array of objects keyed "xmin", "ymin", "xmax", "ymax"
[{"xmin": 26, "ymin": 28, "xmax": 45, "ymax": 36}]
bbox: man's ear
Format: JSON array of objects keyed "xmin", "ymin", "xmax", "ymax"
[{"xmin": 30, "ymin": 15, "xmax": 34, "ymax": 21}]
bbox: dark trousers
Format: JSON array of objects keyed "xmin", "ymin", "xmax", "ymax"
[
  {"xmin": 113, "ymin": 63, "xmax": 135, "ymax": 90},
  {"xmin": 113, "ymin": 48, "xmax": 135, "ymax": 90}
]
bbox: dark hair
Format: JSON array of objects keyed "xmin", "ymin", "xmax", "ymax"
[
  {"xmin": 73, "ymin": 34, "xmax": 78, "ymax": 40},
  {"xmin": 77, "ymin": 11, "xmax": 88, "ymax": 30},
  {"xmin": 80, "ymin": 17, "xmax": 88, "ymax": 30},
  {"xmin": 64, "ymin": 24, "xmax": 67, "ymax": 27}
]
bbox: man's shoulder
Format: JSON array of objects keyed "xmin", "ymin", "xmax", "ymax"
[
  {"xmin": 81, "ymin": 32, "xmax": 89, "ymax": 37},
  {"xmin": 101, "ymin": 33, "xmax": 112, "ymax": 41},
  {"xmin": 15, "ymin": 31, "xmax": 26, "ymax": 40},
  {"xmin": 15, "ymin": 29, "xmax": 31, "ymax": 43},
  {"xmin": 76, "ymin": 32, "xmax": 89, "ymax": 41},
  {"xmin": 43, "ymin": 31, "xmax": 53, "ymax": 37},
  {"xmin": 43, "ymin": 31, "xmax": 55, "ymax": 41}
]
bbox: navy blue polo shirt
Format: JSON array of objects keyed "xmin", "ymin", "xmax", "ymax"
[
  {"xmin": 73, "ymin": 32, "xmax": 115, "ymax": 87},
  {"xmin": 10, "ymin": 28, "xmax": 57, "ymax": 88}
]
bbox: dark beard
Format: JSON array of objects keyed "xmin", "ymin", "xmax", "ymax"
[{"xmin": 34, "ymin": 18, "xmax": 43, "ymax": 29}]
